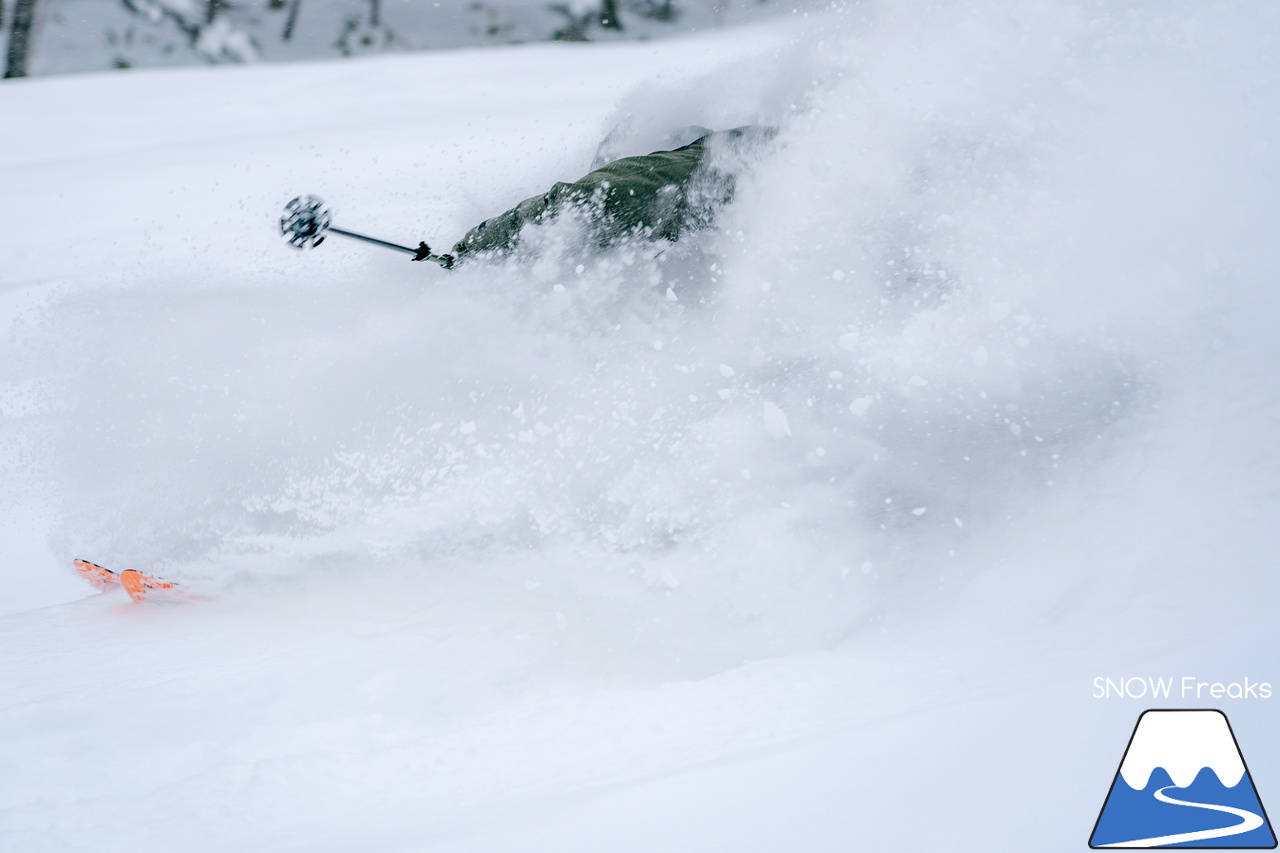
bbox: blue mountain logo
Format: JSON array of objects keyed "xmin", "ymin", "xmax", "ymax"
[{"xmin": 1091, "ymin": 709, "xmax": 1276, "ymax": 848}]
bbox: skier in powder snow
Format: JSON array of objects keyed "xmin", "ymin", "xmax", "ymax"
[
  {"xmin": 281, "ymin": 125, "xmax": 774, "ymax": 267},
  {"xmin": 440, "ymin": 125, "xmax": 772, "ymax": 267}
]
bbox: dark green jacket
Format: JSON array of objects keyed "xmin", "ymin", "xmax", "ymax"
[{"xmin": 451, "ymin": 126, "xmax": 765, "ymax": 262}]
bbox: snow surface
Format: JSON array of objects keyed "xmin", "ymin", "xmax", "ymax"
[{"xmin": 3, "ymin": 2, "xmax": 1280, "ymax": 851}]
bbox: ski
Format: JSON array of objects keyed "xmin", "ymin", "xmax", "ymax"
[
  {"xmin": 72, "ymin": 559, "xmax": 188, "ymax": 603},
  {"xmin": 73, "ymin": 559, "xmax": 118, "ymax": 591},
  {"xmin": 118, "ymin": 569, "xmax": 179, "ymax": 602}
]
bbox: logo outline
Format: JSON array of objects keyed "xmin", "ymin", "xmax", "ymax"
[{"xmin": 1090, "ymin": 708, "xmax": 1277, "ymax": 849}]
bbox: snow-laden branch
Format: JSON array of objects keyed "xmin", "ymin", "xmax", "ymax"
[{"xmin": 121, "ymin": 0, "xmax": 256, "ymax": 63}]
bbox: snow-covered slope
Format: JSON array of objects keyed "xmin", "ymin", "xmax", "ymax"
[{"xmin": 2, "ymin": 3, "xmax": 1279, "ymax": 851}]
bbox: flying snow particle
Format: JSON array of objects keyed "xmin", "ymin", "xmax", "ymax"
[
  {"xmin": 849, "ymin": 396, "xmax": 872, "ymax": 417},
  {"xmin": 762, "ymin": 402, "xmax": 792, "ymax": 438}
]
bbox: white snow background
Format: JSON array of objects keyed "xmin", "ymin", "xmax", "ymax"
[{"xmin": 2, "ymin": 1, "xmax": 1279, "ymax": 850}]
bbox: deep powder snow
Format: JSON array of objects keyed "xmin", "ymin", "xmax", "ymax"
[{"xmin": 2, "ymin": 3, "xmax": 1279, "ymax": 851}]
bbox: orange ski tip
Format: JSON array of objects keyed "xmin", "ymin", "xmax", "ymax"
[
  {"xmin": 119, "ymin": 568, "xmax": 178, "ymax": 603},
  {"xmin": 74, "ymin": 559, "xmax": 118, "ymax": 591}
]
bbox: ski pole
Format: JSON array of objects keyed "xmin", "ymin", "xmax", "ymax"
[{"xmin": 279, "ymin": 195, "xmax": 454, "ymax": 268}]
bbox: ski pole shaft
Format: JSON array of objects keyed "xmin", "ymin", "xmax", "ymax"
[
  {"xmin": 329, "ymin": 226, "xmax": 416, "ymax": 255},
  {"xmin": 329, "ymin": 227, "xmax": 453, "ymax": 267}
]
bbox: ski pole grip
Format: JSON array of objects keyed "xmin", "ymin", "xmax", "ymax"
[{"xmin": 414, "ymin": 242, "xmax": 456, "ymax": 269}]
